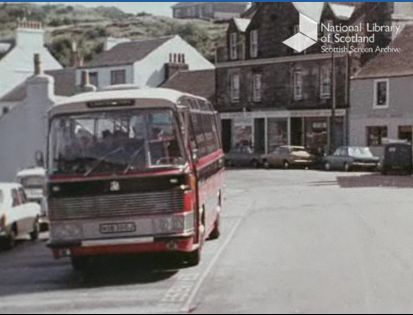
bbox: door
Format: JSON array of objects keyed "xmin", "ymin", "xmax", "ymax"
[
  {"xmin": 291, "ymin": 118, "xmax": 303, "ymax": 146},
  {"xmin": 221, "ymin": 119, "xmax": 232, "ymax": 153},
  {"xmin": 254, "ymin": 118, "xmax": 265, "ymax": 154}
]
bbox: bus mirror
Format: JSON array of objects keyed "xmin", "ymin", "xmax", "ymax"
[
  {"xmin": 192, "ymin": 149, "xmax": 199, "ymax": 163},
  {"xmin": 35, "ymin": 151, "xmax": 45, "ymax": 167}
]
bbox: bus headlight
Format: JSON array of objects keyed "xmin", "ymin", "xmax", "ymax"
[
  {"xmin": 154, "ymin": 216, "xmax": 185, "ymax": 234},
  {"xmin": 51, "ymin": 223, "xmax": 82, "ymax": 240}
]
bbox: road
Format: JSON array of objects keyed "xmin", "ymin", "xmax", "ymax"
[{"xmin": 1, "ymin": 170, "xmax": 413, "ymax": 313}]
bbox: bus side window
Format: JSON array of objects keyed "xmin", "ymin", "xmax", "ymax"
[{"xmin": 190, "ymin": 112, "xmax": 208, "ymax": 157}]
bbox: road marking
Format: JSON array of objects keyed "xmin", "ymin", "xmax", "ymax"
[{"xmin": 180, "ymin": 216, "xmax": 244, "ymax": 313}]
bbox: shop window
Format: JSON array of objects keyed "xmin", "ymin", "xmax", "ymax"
[
  {"xmin": 267, "ymin": 118, "xmax": 288, "ymax": 152},
  {"xmin": 367, "ymin": 126, "xmax": 388, "ymax": 146},
  {"xmin": 305, "ymin": 118, "xmax": 328, "ymax": 151},
  {"xmin": 399, "ymin": 126, "xmax": 412, "ymax": 143}
]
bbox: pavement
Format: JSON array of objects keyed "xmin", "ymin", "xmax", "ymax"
[{"xmin": 0, "ymin": 170, "xmax": 413, "ymax": 313}]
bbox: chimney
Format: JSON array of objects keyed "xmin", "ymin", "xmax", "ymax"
[
  {"xmin": 34, "ymin": 53, "xmax": 43, "ymax": 75},
  {"xmin": 16, "ymin": 19, "xmax": 44, "ymax": 50},
  {"xmin": 79, "ymin": 70, "xmax": 96, "ymax": 93},
  {"xmin": 26, "ymin": 54, "xmax": 55, "ymax": 103},
  {"xmin": 165, "ymin": 53, "xmax": 189, "ymax": 81},
  {"xmin": 70, "ymin": 41, "xmax": 84, "ymax": 68}
]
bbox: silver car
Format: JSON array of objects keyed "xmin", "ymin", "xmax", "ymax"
[{"xmin": 261, "ymin": 146, "xmax": 315, "ymax": 169}]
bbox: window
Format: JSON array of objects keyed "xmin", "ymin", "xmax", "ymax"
[
  {"xmin": 230, "ymin": 73, "xmax": 240, "ymax": 102},
  {"xmin": 374, "ymin": 79, "xmax": 389, "ymax": 108},
  {"xmin": 293, "ymin": 70, "xmax": 303, "ymax": 101},
  {"xmin": 250, "ymin": 30, "xmax": 258, "ymax": 58},
  {"xmin": 252, "ymin": 73, "xmax": 262, "ymax": 102},
  {"xmin": 399, "ymin": 126, "xmax": 412, "ymax": 143},
  {"xmin": 320, "ymin": 65, "xmax": 331, "ymax": 99},
  {"xmin": 367, "ymin": 126, "xmax": 388, "ymax": 146},
  {"xmin": 111, "ymin": 70, "xmax": 126, "ymax": 85},
  {"xmin": 18, "ymin": 188, "xmax": 27, "ymax": 204},
  {"xmin": 229, "ymin": 33, "xmax": 238, "ymax": 60},
  {"xmin": 11, "ymin": 189, "xmax": 19, "ymax": 207},
  {"xmin": 89, "ymin": 72, "xmax": 99, "ymax": 87}
]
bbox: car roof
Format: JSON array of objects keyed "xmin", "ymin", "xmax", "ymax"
[
  {"xmin": 0, "ymin": 183, "xmax": 22, "ymax": 190},
  {"xmin": 16, "ymin": 167, "xmax": 46, "ymax": 178},
  {"xmin": 280, "ymin": 145, "xmax": 306, "ymax": 150}
]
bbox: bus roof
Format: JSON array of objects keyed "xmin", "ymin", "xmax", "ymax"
[{"xmin": 49, "ymin": 88, "xmax": 207, "ymax": 117}]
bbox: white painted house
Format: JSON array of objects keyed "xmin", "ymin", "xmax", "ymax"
[
  {"xmin": 77, "ymin": 35, "xmax": 214, "ymax": 90},
  {"xmin": 0, "ymin": 20, "xmax": 62, "ymax": 98}
]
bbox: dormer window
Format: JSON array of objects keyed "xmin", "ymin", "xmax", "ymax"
[
  {"xmin": 230, "ymin": 32, "xmax": 238, "ymax": 60},
  {"xmin": 250, "ymin": 30, "xmax": 258, "ymax": 58}
]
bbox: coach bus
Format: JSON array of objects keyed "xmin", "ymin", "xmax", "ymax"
[{"xmin": 46, "ymin": 88, "xmax": 224, "ymax": 270}]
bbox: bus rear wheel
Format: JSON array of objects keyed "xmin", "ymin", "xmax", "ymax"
[{"xmin": 208, "ymin": 215, "xmax": 221, "ymax": 241}]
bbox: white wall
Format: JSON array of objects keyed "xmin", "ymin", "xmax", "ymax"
[
  {"xmin": 350, "ymin": 76, "xmax": 413, "ymax": 150},
  {"xmin": 0, "ymin": 75, "xmax": 57, "ymax": 181},
  {"xmin": 75, "ymin": 65, "xmax": 134, "ymax": 89},
  {"xmin": 134, "ymin": 35, "xmax": 215, "ymax": 88},
  {"xmin": 0, "ymin": 28, "xmax": 62, "ymax": 98}
]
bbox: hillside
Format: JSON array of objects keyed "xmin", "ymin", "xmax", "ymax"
[{"xmin": 0, "ymin": 3, "xmax": 227, "ymax": 66}]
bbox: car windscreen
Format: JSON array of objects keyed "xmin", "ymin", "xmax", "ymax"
[
  {"xmin": 349, "ymin": 147, "xmax": 374, "ymax": 158},
  {"xmin": 19, "ymin": 176, "xmax": 45, "ymax": 188},
  {"xmin": 49, "ymin": 109, "xmax": 187, "ymax": 176}
]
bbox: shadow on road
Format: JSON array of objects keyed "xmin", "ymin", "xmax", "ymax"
[
  {"xmin": 311, "ymin": 174, "xmax": 413, "ymax": 189},
  {"xmin": 71, "ymin": 254, "xmax": 180, "ymax": 288},
  {"xmin": 0, "ymin": 242, "xmax": 181, "ymax": 297}
]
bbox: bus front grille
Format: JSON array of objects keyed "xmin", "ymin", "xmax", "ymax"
[{"xmin": 48, "ymin": 190, "xmax": 185, "ymax": 220}]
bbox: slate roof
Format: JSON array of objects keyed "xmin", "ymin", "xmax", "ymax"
[
  {"xmin": 161, "ymin": 69, "xmax": 216, "ymax": 102},
  {"xmin": 354, "ymin": 25, "xmax": 413, "ymax": 79},
  {"xmin": 86, "ymin": 37, "xmax": 173, "ymax": 68}
]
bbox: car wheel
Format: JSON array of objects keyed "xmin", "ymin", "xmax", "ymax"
[
  {"xmin": 30, "ymin": 219, "xmax": 40, "ymax": 241},
  {"xmin": 263, "ymin": 160, "xmax": 271, "ymax": 169},
  {"xmin": 283, "ymin": 161, "xmax": 290, "ymax": 170},
  {"xmin": 324, "ymin": 162, "xmax": 332, "ymax": 171},
  {"xmin": 3, "ymin": 227, "xmax": 17, "ymax": 250},
  {"xmin": 344, "ymin": 163, "xmax": 351, "ymax": 172},
  {"xmin": 251, "ymin": 159, "xmax": 259, "ymax": 169}
]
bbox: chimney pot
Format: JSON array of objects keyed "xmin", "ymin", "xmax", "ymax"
[{"xmin": 34, "ymin": 53, "xmax": 42, "ymax": 76}]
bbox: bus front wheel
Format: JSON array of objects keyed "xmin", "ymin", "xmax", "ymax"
[
  {"xmin": 71, "ymin": 256, "xmax": 90, "ymax": 271},
  {"xmin": 184, "ymin": 248, "xmax": 201, "ymax": 267}
]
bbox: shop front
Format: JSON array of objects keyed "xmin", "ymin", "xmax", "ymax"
[{"xmin": 220, "ymin": 109, "xmax": 347, "ymax": 154}]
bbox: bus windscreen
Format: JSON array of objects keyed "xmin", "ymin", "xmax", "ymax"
[{"xmin": 49, "ymin": 109, "xmax": 186, "ymax": 176}]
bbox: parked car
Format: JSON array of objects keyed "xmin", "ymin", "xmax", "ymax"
[
  {"xmin": 16, "ymin": 167, "xmax": 48, "ymax": 231},
  {"xmin": 0, "ymin": 183, "xmax": 41, "ymax": 250},
  {"xmin": 323, "ymin": 146, "xmax": 380, "ymax": 172},
  {"xmin": 261, "ymin": 146, "xmax": 315, "ymax": 169},
  {"xmin": 225, "ymin": 146, "xmax": 261, "ymax": 168},
  {"xmin": 382, "ymin": 143, "xmax": 413, "ymax": 175}
]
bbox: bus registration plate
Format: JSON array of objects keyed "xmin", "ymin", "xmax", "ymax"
[{"xmin": 100, "ymin": 222, "xmax": 136, "ymax": 234}]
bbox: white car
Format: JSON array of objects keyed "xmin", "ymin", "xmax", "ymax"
[{"xmin": 0, "ymin": 183, "xmax": 41, "ymax": 249}]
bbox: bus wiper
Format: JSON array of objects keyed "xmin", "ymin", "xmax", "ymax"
[
  {"xmin": 123, "ymin": 148, "xmax": 144, "ymax": 174},
  {"xmin": 84, "ymin": 147, "xmax": 124, "ymax": 177}
]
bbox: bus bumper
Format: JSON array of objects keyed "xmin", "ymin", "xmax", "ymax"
[{"xmin": 49, "ymin": 236, "xmax": 196, "ymax": 259}]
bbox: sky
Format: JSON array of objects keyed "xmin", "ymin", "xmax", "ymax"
[{"xmin": 44, "ymin": 2, "xmax": 178, "ymax": 16}]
